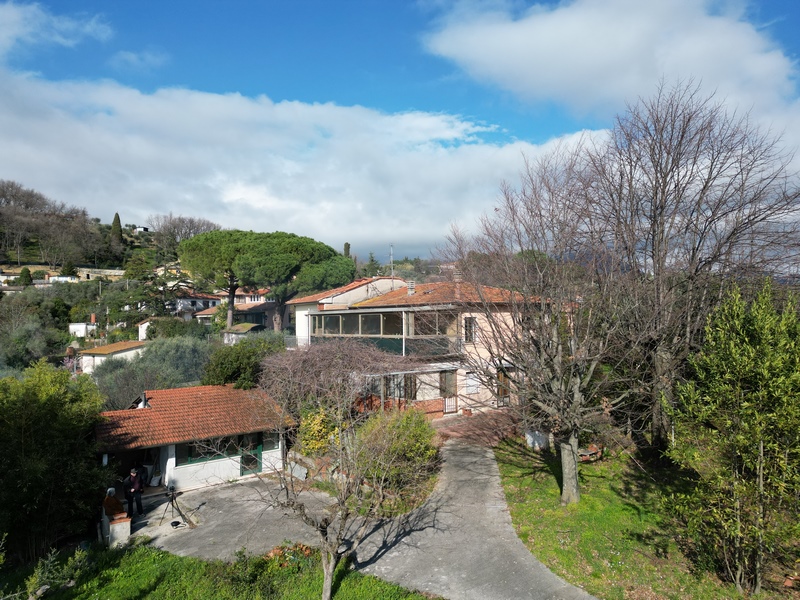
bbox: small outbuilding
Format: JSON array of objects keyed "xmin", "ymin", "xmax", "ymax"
[
  {"xmin": 96, "ymin": 385, "xmax": 292, "ymax": 491},
  {"xmin": 222, "ymin": 322, "xmax": 266, "ymax": 345},
  {"xmin": 79, "ymin": 340, "xmax": 146, "ymax": 375}
]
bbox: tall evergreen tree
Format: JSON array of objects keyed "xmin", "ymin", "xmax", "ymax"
[
  {"xmin": 17, "ymin": 267, "xmax": 31, "ymax": 286},
  {"xmin": 110, "ymin": 212, "xmax": 123, "ymax": 246},
  {"xmin": 669, "ymin": 283, "xmax": 800, "ymax": 594}
]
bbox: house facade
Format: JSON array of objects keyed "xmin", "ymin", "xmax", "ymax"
[
  {"xmin": 96, "ymin": 385, "xmax": 290, "ymax": 491},
  {"xmin": 172, "ymin": 292, "xmax": 223, "ymax": 321},
  {"xmin": 289, "ymin": 280, "xmax": 514, "ymax": 418}
]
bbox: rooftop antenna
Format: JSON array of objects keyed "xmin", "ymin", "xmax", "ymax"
[{"xmin": 390, "ymin": 244, "xmax": 394, "ymax": 289}]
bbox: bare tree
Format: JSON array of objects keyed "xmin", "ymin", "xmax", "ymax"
[
  {"xmin": 445, "ymin": 142, "xmax": 625, "ymax": 505},
  {"xmin": 147, "ymin": 212, "xmax": 220, "ymax": 266},
  {"xmin": 588, "ymin": 80, "xmax": 800, "ymax": 448},
  {"xmin": 0, "ymin": 181, "xmax": 49, "ymax": 265},
  {"xmin": 257, "ymin": 340, "xmax": 436, "ymax": 600},
  {"xmin": 36, "ymin": 204, "xmax": 94, "ymax": 269}
]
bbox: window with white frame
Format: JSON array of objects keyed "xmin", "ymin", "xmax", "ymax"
[{"xmin": 464, "ymin": 316, "xmax": 477, "ymax": 343}]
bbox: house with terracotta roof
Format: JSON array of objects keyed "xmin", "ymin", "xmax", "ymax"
[
  {"xmin": 80, "ymin": 340, "xmax": 147, "ymax": 375},
  {"xmin": 287, "ymin": 279, "xmax": 517, "ymax": 418},
  {"xmin": 96, "ymin": 385, "xmax": 291, "ymax": 491},
  {"xmin": 288, "ymin": 277, "xmax": 406, "ymax": 345}
]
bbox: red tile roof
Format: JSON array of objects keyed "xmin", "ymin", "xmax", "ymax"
[
  {"xmin": 96, "ymin": 385, "xmax": 290, "ymax": 451},
  {"xmin": 80, "ymin": 341, "xmax": 147, "ymax": 356},
  {"xmin": 354, "ymin": 282, "xmax": 517, "ymax": 308},
  {"xmin": 287, "ymin": 277, "xmax": 405, "ymax": 305}
]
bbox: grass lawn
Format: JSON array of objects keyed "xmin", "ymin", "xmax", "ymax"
[
  {"xmin": 495, "ymin": 437, "xmax": 795, "ymax": 600},
  {"xmin": 2, "ymin": 542, "xmax": 440, "ymax": 600}
]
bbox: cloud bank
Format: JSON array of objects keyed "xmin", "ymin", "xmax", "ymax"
[
  {"xmin": 1, "ymin": 1, "xmax": 799, "ymax": 260},
  {"xmin": 427, "ymin": 0, "xmax": 798, "ymax": 117}
]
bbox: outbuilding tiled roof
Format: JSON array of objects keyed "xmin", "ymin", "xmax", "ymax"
[
  {"xmin": 224, "ymin": 323, "xmax": 264, "ymax": 333},
  {"xmin": 194, "ymin": 301, "xmax": 271, "ymax": 317},
  {"xmin": 354, "ymin": 282, "xmax": 517, "ymax": 308},
  {"xmin": 80, "ymin": 341, "xmax": 147, "ymax": 356},
  {"xmin": 96, "ymin": 385, "xmax": 290, "ymax": 451},
  {"xmin": 287, "ymin": 277, "xmax": 405, "ymax": 305}
]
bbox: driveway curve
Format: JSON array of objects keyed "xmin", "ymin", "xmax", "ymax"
[
  {"xmin": 354, "ymin": 439, "xmax": 596, "ymax": 600},
  {"xmin": 139, "ymin": 435, "xmax": 595, "ymax": 599}
]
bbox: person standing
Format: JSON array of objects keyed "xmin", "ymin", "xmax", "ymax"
[
  {"xmin": 103, "ymin": 487, "xmax": 125, "ymax": 518},
  {"xmin": 123, "ymin": 467, "xmax": 144, "ymax": 517}
]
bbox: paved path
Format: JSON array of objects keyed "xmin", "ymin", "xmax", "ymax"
[
  {"xmin": 354, "ymin": 439, "xmax": 595, "ymax": 600},
  {"xmin": 135, "ymin": 479, "xmax": 332, "ymax": 561}
]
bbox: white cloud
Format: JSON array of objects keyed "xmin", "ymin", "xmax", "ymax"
[
  {"xmin": 0, "ymin": 3, "xmax": 111, "ymax": 59},
  {"xmin": 426, "ymin": 0, "xmax": 798, "ymax": 116},
  {"xmin": 108, "ymin": 49, "xmax": 168, "ymax": 72},
  {"xmin": 0, "ymin": 67, "xmax": 539, "ymax": 258}
]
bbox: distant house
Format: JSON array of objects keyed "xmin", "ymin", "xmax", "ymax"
[
  {"xmin": 69, "ymin": 322, "xmax": 99, "ymax": 338},
  {"xmin": 80, "ymin": 340, "xmax": 147, "ymax": 375},
  {"xmin": 172, "ymin": 292, "xmax": 223, "ymax": 321},
  {"xmin": 195, "ymin": 300, "xmax": 282, "ymax": 328},
  {"xmin": 234, "ymin": 288, "xmax": 271, "ymax": 304},
  {"xmin": 95, "ymin": 385, "xmax": 291, "ymax": 491}
]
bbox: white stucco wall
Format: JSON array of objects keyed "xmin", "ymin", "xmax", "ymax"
[
  {"xmin": 294, "ymin": 307, "xmax": 311, "ymax": 346},
  {"xmin": 81, "ymin": 347, "xmax": 144, "ymax": 375},
  {"xmin": 162, "ymin": 443, "xmax": 283, "ymax": 491},
  {"xmin": 69, "ymin": 323, "xmax": 98, "ymax": 338}
]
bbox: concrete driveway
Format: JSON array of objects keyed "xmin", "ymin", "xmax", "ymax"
[
  {"xmin": 136, "ymin": 435, "xmax": 594, "ymax": 599},
  {"xmin": 353, "ymin": 440, "xmax": 595, "ymax": 600}
]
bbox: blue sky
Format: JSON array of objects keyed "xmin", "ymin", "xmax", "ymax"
[{"xmin": 2, "ymin": 1, "xmax": 800, "ymax": 262}]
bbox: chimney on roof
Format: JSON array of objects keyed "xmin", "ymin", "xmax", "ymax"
[
  {"xmin": 453, "ymin": 270, "xmax": 463, "ymax": 283},
  {"xmin": 407, "ymin": 281, "xmax": 416, "ymax": 295},
  {"xmin": 90, "ymin": 313, "xmax": 96, "ymax": 324}
]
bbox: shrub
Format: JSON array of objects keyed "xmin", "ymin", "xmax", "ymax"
[
  {"xmin": 145, "ymin": 318, "xmax": 208, "ymax": 340},
  {"xmin": 357, "ymin": 409, "xmax": 438, "ymax": 495},
  {"xmin": 201, "ymin": 332, "xmax": 285, "ymax": 389},
  {"xmin": 25, "ymin": 547, "xmax": 89, "ymax": 596},
  {"xmin": 299, "ymin": 408, "xmax": 338, "ymax": 457}
]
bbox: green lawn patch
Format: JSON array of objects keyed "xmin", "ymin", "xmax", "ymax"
[
  {"xmin": 495, "ymin": 438, "xmax": 791, "ymax": 599},
  {"xmin": 2, "ymin": 541, "xmax": 439, "ymax": 600}
]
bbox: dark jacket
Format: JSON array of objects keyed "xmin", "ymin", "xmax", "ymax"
[{"xmin": 123, "ymin": 473, "xmax": 144, "ymax": 495}]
